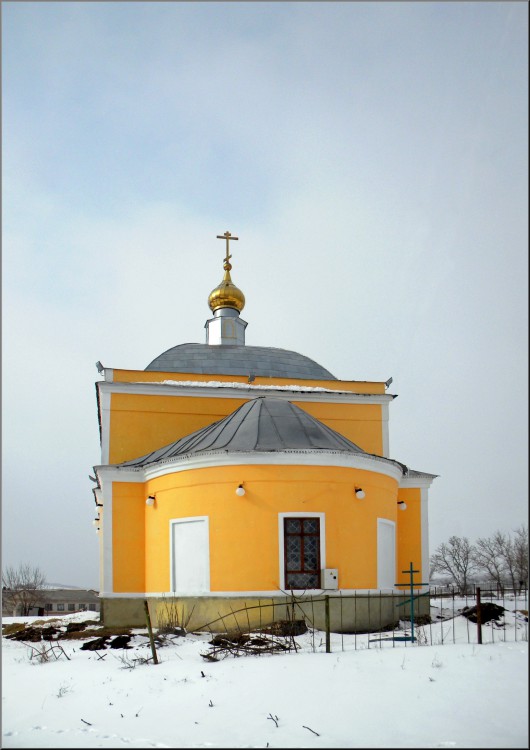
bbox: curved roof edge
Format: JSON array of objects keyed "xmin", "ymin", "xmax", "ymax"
[{"xmin": 104, "ymin": 449, "xmax": 405, "ymax": 485}]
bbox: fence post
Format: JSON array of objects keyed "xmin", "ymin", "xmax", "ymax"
[
  {"xmin": 476, "ymin": 587, "xmax": 482, "ymax": 645},
  {"xmin": 143, "ymin": 600, "xmax": 159, "ymax": 665},
  {"xmin": 325, "ymin": 595, "xmax": 331, "ymax": 653},
  {"xmin": 514, "ymin": 587, "xmax": 518, "ymax": 643}
]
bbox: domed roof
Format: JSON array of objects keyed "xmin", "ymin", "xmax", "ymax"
[
  {"xmin": 145, "ymin": 343, "xmax": 337, "ymax": 380},
  {"xmin": 118, "ymin": 397, "xmax": 367, "ymax": 468},
  {"xmin": 208, "ymin": 265, "xmax": 245, "ymax": 313}
]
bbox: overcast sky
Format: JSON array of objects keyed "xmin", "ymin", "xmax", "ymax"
[{"xmin": 2, "ymin": 2, "xmax": 528, "ymax": 590}]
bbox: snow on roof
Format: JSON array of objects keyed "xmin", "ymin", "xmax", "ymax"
[
  {"xmin": 137, "ymin": 380, "xmax": 350, "ymax": 393},
  {"xmin": 42, "ymin": 583, "xmax": 87, "ymax": 590}
]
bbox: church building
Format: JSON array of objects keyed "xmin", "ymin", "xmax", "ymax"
[{"xmin": 91, "ymin": 231, "xmax": 436, "ymax": 631}]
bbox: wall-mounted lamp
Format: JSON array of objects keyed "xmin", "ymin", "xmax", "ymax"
[
  {"xmin": 92, "ymin": 518, "xmax": 99, "ymax": 526},
  {"xmin": 235, "ymin": 484, "xmax": 246, "ymax": 496},
  {"xmin": 146, "ymin": 495, "xmax": 156, "ymax": 506},
  {"xmin": 398, "ymin": 500, "xmax": 407, "ymax": 511},
  {"xmin": 354, "ymin": 487, "xmax": 366, "ymax": 499}
]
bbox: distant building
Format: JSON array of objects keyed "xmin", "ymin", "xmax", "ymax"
[
  {"xmin": 2, "ymin": 588, "xmax": 100, "ymax": 617},
  {"xmin": 91, "ymin": 232, "xmax": 437, "ymax": 631}
]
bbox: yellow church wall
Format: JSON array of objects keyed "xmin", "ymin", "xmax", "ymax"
[
  {"xmin": 111, "ymin": 483, "xmax": 146, "ymax": 592},
  {"xmin": 126, "ymin": 464, "xmax": 405, "ymax": 594},
  {"xmin": 108, "ymin": 393, "xmax": 247, "ymax": 463},
  {"xmin": 111, "ymin": 368, "xmax": 386, "ymax": 394},
  {"xmin": 108, "ymin": 393, "xmax": 384, "ymax": 463},
  {"xmin": 396, "ymin": 488, "xmax": 424, "ymax": 587}
]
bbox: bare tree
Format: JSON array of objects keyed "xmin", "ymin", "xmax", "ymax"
[
  {"xmin": 512, "ymin": 525, "xmax": 529, "ymax": 590},
  {"xmin": 473, "ymin": 526, "xmax": 528, "ymax": 593},
  {"xmin": 473, "ymin": 532, "xmax": 508, "ymax": 590},
  {"xmin": 501, "ymin": 535, "xmax": 519, "ymax": 592},
  {"xmin": 430, "ymin": 536, "xmax": 476, "ymax": 595},
  {"xmin": 2, "ymin": 564, "xmax": 47, "ymax": 615}
]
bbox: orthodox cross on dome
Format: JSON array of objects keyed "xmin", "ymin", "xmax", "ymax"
[{"xmin": 216, "ymin": 230, "xmax": 238, "ymax": 270}]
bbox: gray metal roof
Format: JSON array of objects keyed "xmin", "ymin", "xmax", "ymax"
[
  {"xmin": 40, "ymin": 589, "xmax": 100, "ymax": 604},
  {"xmin": 118, "ymin": 397, "xmax": 367, "ymax": 468},
  {"xmin": 145, "ymin": 344, "xmax": 337, "ymax": 380}
]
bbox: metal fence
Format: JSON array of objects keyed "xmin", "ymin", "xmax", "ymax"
[
  {"xmin": 430, "ymin": 582, "xmax": 528, "ymax": 598},
  {"xmin": 192, "ymin": 586, "xmax": 528, "ymax": 652}
]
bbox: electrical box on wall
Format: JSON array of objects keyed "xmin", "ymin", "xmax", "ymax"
[{"xmin": 322, "ymin": 568, "xmax": 338, "ymax": 589}]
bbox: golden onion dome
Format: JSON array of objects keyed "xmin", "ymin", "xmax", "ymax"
[{"xmin": 208, "ymin": 260, "xmax": 245, "ymax": 313}]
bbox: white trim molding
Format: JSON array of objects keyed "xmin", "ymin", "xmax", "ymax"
[
  {"xmin": 99, "ymin": 476, "xmax": 113, "ymax": 595},
  {"xmin": 99, "ymin": 588, "xmax": 399, "ymax": 598},
  {"xmin": 98, "ymin": 387, "xmax": 111, "ymax": 465},
  {"xmin": 381, "ymin": 402, "xmax": 390, "ymax": 458},
  {"xmin": 95, "ymin": 449, "xmax": 405, "ymax": 485},
  {"xmin": 97, "ymin": 379, "xmax": 395, "ymax": 406},
  {"xmin": 399, "ymin": 473, "xmax": 437, "ymax": 489},
  {"xmin": 278, "ymin": 512, "xmax": 326, "ymax": 591},
  {"xmin": 420, "ymin": 487, "xmax": 429, "ymax": 592}
]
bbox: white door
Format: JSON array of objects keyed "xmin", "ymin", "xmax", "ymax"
[
  {"xmin": 377, "ymin": 519, "xmax": 396, "ymax": 590},
  {"xmin": 171, "ymin": 517, "xmax": 210, "ymax": 594}
]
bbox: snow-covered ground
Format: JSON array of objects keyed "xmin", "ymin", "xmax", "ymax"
[{"xmin": 2, "ymin": 600, "xmax": 528, "ymax": 749}]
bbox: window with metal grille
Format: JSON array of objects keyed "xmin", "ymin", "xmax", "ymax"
[{"xmin": 284, "ymin": 517, "xmax": 321, "ymax": 589}]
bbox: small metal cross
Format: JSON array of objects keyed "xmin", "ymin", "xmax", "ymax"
[
  {"xmin": 395, "ymin": 562, "xmax": 429, "ymax": 643},
  {"xmin": 216, "ymin": 230, "xmax": 238, "ymax": 265}
]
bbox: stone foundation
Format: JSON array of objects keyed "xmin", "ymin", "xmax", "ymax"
[{"xmin": 101, "ymin": 591, "xmax": 430, "ymax": 634}]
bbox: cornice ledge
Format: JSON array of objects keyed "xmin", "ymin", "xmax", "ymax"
[
  {"xmin": 96, "ymin": 380, "xmax": 395, "ymax": 403},
  {"xmin": 98, "ymin": 449, "xmax": 404, "ymax": 483},
  {"xmin": 399, "ymin": 473, "xmax": 438, "ymax": 489}
]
